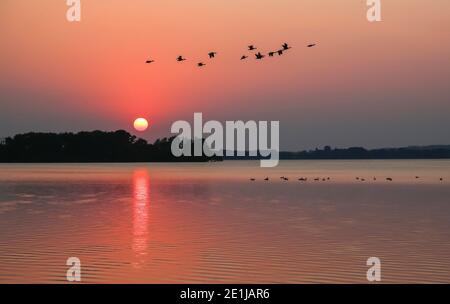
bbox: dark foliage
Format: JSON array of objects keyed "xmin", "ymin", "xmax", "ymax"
[{"xmin": 0, "ymin": 130, "xmax": 222, "ymax": 163}]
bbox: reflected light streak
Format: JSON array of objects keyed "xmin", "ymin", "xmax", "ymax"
[{"xmin": 132, "ymin": 168, "xmax": 150, "ymax": 267}]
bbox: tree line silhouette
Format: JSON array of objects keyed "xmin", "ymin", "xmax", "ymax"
[
  {"xmin": 1, "ymin": 131, "xmax": 449, "ymax": 162},
  {"xmin": 278, "ymin": 145, "xmax": 450, "ymax": 159},
  {"xmin": 0, "ymin": 130, "xmax": 222, "ymax": 163},
  {"xmin": 225, "ymin": 145, "xmax": 450, "ymax": 160}
]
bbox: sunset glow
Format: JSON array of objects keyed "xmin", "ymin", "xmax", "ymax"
[
  {"xmin": 134, "ymin": 118, "xmax": 149, "ymax": 132},
  {"xmin": 1, "ymin": 1, "xmax": 449, "ymax": 149}
]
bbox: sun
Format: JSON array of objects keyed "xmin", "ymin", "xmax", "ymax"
[{"xmin": 133, "ymin": 118, "xmax": 149, "ymax": 132}]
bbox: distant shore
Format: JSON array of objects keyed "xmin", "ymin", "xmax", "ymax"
[{"xmin": 226, "ymin": 145, "xmax": 450, "ymax": 160}]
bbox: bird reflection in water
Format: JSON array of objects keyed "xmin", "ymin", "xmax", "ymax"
[{"xmin": 132, "ymin": 168, "xmax": 150, "ymax": 267}]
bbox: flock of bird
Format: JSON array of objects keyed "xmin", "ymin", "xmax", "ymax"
[
  {"xmin": 249, "ymin": 176, "xmax": 445, "ymax": 182},
  {"xmin": 145, "ymin": 42, "xmax": 316, "ymax": 67}
]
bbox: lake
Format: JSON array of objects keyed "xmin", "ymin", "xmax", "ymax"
[{"xmin": 0, "ymin": 160, "xmax": 449, "ymax": 283}]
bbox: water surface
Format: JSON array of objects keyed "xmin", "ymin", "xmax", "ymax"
[{"xmin": 0, "ymin": 160, "xmax": 449, "ymax": 283}]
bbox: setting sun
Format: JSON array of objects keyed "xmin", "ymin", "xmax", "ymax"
[{"xmin": 134, "ymin": 118, "xmax": 149, "ymax": 132}]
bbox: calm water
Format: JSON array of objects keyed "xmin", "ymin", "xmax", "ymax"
[{"xmin": 0, "ymin": 160, "xmax": 449, "ymax": 283}]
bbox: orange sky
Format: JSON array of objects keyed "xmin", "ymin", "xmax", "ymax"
[{"xmin": 1, "ymin": 0, "xmax": 449, "ymax": 149}]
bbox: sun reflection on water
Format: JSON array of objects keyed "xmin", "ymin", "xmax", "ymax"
[{"xmin": 132, "ymin": 168, "xmax": 150, "ymax": 267}]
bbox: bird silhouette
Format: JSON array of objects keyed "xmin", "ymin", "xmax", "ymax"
[
  {"xmin": 240, "ymin": 55, "xmax": 248, "ymax": 60},
  {"xmin": 145, "ymin": 59, "xmax": 155, "ymax": 64},
  {"xmin": 307, "ymin": 43, "xmax": 316, "ymax": 48},
  {"xmin": 264, "ymin": 177, "xmax": 269, "ymax": 181},
  {"xmin": 277, "ymin": 50, "xmax": 284, "ymax": 56},
  {"xmin": 248, "ymin": 45, "xmax": 257, "ymax": 51},
  {"xmin": 386, "ymin": 177, "xmax": 393, "ymax": 181},
  {"xmin": 255, "ymin": 52, "xmax": 265, "ymax": 60},
  {"xmin": 282, "ymin": 43, "xmax": 291, "ymax": 50},
  {"xmin": 208, "ymin": 52, "xmax": 217, "ymax": 58},
  {"xmin": 250, "ymin": 178, "xmax": 255, "ymax": 181},
  {"xmin": 268, "ymin": 51, "xmax": 276, "ymax": 57},
  {"xmin": 440, "ymin": 177, "xmax": 444, "ymax": 181},
  {"xmin": 197, "ymin": 62, "xmax": 206, "ymax": 67},
  {"xmin": 176, "ymin": 56, "xmax": 186, "ymax": 62}
]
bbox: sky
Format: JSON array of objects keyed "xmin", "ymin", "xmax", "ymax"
[{"xmin": 1, "ymin": 0, "xmax": 449, "ymax": 151}]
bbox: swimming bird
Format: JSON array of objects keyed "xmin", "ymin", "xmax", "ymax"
[
  {"xmin": 240, "ymin": 55, "xmax": 248, "ymax": 60},
  {"xmin": 307, "ymin": 43, "xmax": 316, "ymax": 48},
  {"xmin": 197, "ymin": 62, "xmax": 206, "ymax": 67},
  {"xmin": 248, "ymin": 45, "xmax": 257, "ymax": 51},
  {"xmin": 314, "ymin": 178, "xmax": 320, "ymax": 181},
  {"xmin": 255, "ymin": 52, "xmax": 265, "ymax": 60},
  {"xmin": 373, "ymin": 177, "xmax": 377, "ymax": 181},
  {"xmin": 415, "ymin": 176, "xmax": 420, "ymax": 179},
  {"xmin": 356, "ymin": 177, "xmax": 360, "ymax": 180},
  {"xmin": 208, "ymin": 52, "xmax": 217, "ymax": 58},
  {"xmin": 440, "ymin": 177, "xmax": 444, "ymax": 181},
  {"xmin": 282, "ymin": 43, "xmax": 291, "ymax": 50},
  {"xmin": 264, "ymin": 177, "xmax": 269, "ymax": 181},
  {"xmin": 386, "ymin": 178, "xmax": 393, "ymax": 181},
  {"xmin": 250, "ymin": 178, "xmax": 255, "ymax": 181},
  {"xmin": 298, "ymin": 177, "xmax": 307, "ymax": 181},
  {"xmin": 145, "ymin": 59, "xmax": 155, "ymax": 64},
  {"xmin": 176, "ymin": 56, "xmax": 186, "ymax": 62}
]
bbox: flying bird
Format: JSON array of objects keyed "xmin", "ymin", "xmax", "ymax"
[
  {"xmin": 255, "ymin": 52, "xmax": 265, "ymax": 60},
  {"xmin": 282, "ymin": 43, "xmax": 291, "ymax": 50},
  {"xmin": 240, "ymin": 55, "xmax": 248, "ymax": 60},
  {"xmin": 268, "ymin": 51, "xmax": 276, "ymax": 57},
  {"xmin": 248, "ymin": 45, "xmax": 257, "ymax": 51},
  {"xmin": 176, "ymin": 56, "xmax": 186, "ymax": 62},
  {"xmin": 145, "ymin": 59, "xmax": 155, "ymax": 64},
  {"xmin": 277, "ymin": 50, "xmax": 284, "ymax": 56},
  {"xmin": 197, "ymin": 62, "xmax": 206, "ymax": 67},
  {"xmin": 307, "ymin": 43, "xmax": 316, "ymax": 48},
  {"xmin": 208, "ymin": 52, "xmax": 217, "ymax": 58}
]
